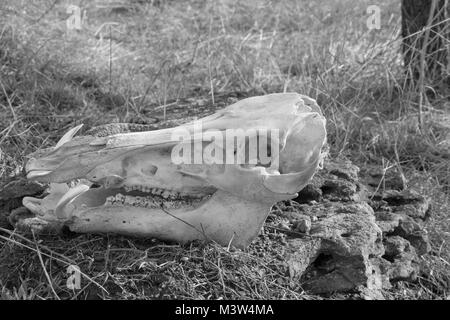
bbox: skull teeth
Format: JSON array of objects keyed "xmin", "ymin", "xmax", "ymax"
[
  {"xmin": 105, "ymin": 193, "xmax": 162, "ymax": 208},
  {"xmin": 123, "ymin": 185, "xmax": 183, "ymax": 198},
  {"xmin": 104, "ymin": 186, "xmax": 206, "ymax": 208}
]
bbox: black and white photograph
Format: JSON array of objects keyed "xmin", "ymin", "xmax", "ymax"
[{"xmin": 0, "ymin": 0, "xmax": 449, "ymax": 308}]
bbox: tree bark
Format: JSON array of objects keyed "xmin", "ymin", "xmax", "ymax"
[{"xmin": 401, "ymin": 0, "xmax": 449, "ymax": 88}]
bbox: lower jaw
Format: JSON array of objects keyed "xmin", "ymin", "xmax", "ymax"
[{"xmin": 67, "ymin": 190, "xmax": 273, "ymax": 248}]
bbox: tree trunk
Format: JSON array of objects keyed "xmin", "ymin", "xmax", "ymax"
[{"xmin": 401, "ymin": 0, "xmax": 449, "ymax": 88}]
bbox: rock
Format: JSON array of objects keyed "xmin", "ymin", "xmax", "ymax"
[
  {"xmin": 326, "ymin": 160, "xmax": 360, "ymax": 182},
  {"xmin": 381, "ymin": 236, "xmax": 418, "ymax": 282},
  {"xmin": 373, "ymin": 211, "xmax": 401, "ymax": 233},
  {"xmin": 380, "ymin": 190, "xmax": 431, "ymax": 220},
  {"xmin": 292, "ymin": 216, "xmax": 311, "ymax": 234},
  {"xmin": 295, "ymin": 184, "xmax": 322, "ymax": 203},
  {"xmin": 295, "ymin": 158, "xmax": 367, "ymax": 204},
  {"xmin": 373, "ymin": 212, "xmax": 430, "ymax": 256},
  {"xmin": 321, "ymin": 179, "xmax": 358, "ymax": 200},
  {"xmin": 277, "ymin": 220, "xmax": 290, "ymax": 230},
  {"xmin": 8, "ymin": 207, "xmax": 34, "ymax": 226},
  {"xmin": 10, "ymin": 206, "xmax": 64, "ymax": 235},
  {"xmin": 0, "ymin": 177, "xmax": 45, "ymax": 201},
  {"xmin": 394, "ymin": 219, "xmax": 431, "ymax": 256},
  {"xmin": 361, "ymin": 166, "xmax": 406, "ymax": 190},
  {"xmin": 285, "ymin": 238, "xmax": 322, "ymax": 280},
  {"xmin": 0, "ymin": 176, "xmax": 47, "ymax": 229},
  {"xmin": 276, "ymin": 158, "xmax": 432, "ymax": 295},
  {"xmin": 284, "ymin": 202, "xmax": 385, "ymax": 294},
  {"xmin": 0, "ymin": 197, "xmax": 22, "ymax": 226},
  {"xmin": 371, "ymin": 189, "xmax": 431, "ymax": 256},
  {"xmin": 384, "ymin": 235, "xmax": 411, "ymax": 257}
]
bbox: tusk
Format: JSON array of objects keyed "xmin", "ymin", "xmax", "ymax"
[
  {"xmin": 54, "ymin": 124, "xmax": 84, "ymax": 150},
  {"xmin": 55, "ymin": 183, "xmax": 90, "ymax": 219},
  {"xmin": 263, "ymin": 167, "xmax": 317, "ymax": 195},
  {"xmin": 27, "ymin": 170, "xmax": 53, "ymax": 179},
  {"xmin": 23, "ymin": 197, "xmax": 44, "ymax": 216}
]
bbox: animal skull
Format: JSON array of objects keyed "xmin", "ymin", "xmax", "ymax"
[{"xmin": 19, "ymin": 93, "xmax": 327, "ymax": 248}]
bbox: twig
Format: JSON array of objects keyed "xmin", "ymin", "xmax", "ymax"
[
  {"xmin": 109, "ymin": 25, "xmax": 113, "ymax": 94},
  {"xmin": 33, "ymin": 0, "xmax": 58, "ymax": 23},
  {"xmin": 159, "ymin": 205, "xmax": 212, "ymax": 243},
  {"xmin": 32, "ymin": 231, "xmax": 60, "ymax": 300},
  {"xmin": 369, "ymin": 158, "xmax": 396, "ymax": 200},
  {"xmin": 0, "ymin": 231, "xmax": 109, "ymax": 294},
  {"xmin": 393, "ymin": 140, "xmax": 408, "ymax": 190},
  {"xmin": 0, "ymin": 227, "xmax": 76, "ymax": 264},
  {"xmin": 207, "ymin": 15, "xmax": 215, "ymax": 105},
  {"xmin": 0, "ymin": 80, "xmax": 17, "ymax": 121}
]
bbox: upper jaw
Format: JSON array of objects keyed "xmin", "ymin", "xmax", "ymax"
[{"xmin": 23, "ymin": 94, "xmax": 327, "ymax": 202}]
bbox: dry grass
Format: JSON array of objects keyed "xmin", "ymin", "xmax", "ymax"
[
  {"xmin": 0, "ymin": 0, "xmax": 449, "ymax": 299},
  {"xmin": 0, "ymin": 222, "xmax": 310, "ymax": 300}
]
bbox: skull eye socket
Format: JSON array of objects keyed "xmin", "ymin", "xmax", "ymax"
[{"xmin": 141, "ymin": 165, "xmax": 158, "ymax": 176}]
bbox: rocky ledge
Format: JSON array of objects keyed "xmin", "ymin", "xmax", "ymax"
[{"xmin": 273, "ymin": 159, "xmax": 431, "ymax": 297}]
